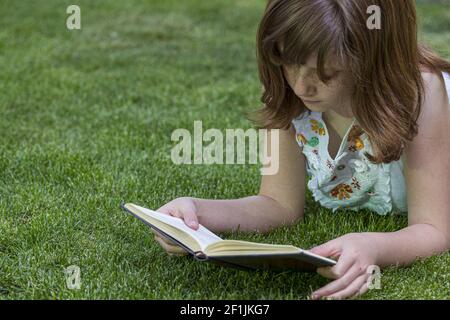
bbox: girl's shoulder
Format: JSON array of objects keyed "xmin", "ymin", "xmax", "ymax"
[
  {"xmin": 421, "ymin": 70, "xmax": 450, "ymax": 105},
  {"xmin": 412, "ymin": 70, "xmax": 450, "ymax": 146}
]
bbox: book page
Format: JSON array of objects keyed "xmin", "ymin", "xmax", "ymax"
[
  {"xmin": 205, "ymin": 240, "xmax": 336, "ymax": 264},
  {"xmin": 127, "ymin": 204, "xmax": 222, "ymax": 251},
  {"xmin": 205, "ymin": 239, "xmax": 301, "ymax": 255}
]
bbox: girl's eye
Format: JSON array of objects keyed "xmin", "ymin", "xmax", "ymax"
[{"xmin": 324, "ymin": 71, "xmax": 340, "ymax": 80}]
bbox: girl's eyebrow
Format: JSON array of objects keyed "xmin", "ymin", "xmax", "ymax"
[{"xmin": 304, "ymin": 64, "xmax": 342, "ymax": 72}]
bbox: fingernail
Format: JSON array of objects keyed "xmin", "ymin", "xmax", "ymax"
[
  {"xmin": 311, "ymin": 293, "xmax": 319, "ymax": 300},
  {"xmin": 190, "ymin": 221, "xmax": 197, "ymax": 228}
]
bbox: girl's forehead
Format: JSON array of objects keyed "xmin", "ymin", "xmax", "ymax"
[
  {"xmin": 305, "ymin": 53, "xmax": 343, "ymax": 70},
  {"xmin": 277, "ymin": 40, "xmax": 344, "ymax": 70}
]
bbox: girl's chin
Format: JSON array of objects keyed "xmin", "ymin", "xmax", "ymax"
[{"xmin": 305, "ymin": 104, "xmax": 327, "ymax": 112}]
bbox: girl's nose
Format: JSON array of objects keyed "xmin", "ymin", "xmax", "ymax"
[
  {"xmin": 294, "ymin": 76, "xmax": 317, "ymax": 97},
  {"xmin": 290, "ymin": 67, "xmax": 317, "ymax": 97}
]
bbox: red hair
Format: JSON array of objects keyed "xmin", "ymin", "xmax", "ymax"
[{"xmin": 249, "ymin": 0, "xmax": 450, "ymax": 164}]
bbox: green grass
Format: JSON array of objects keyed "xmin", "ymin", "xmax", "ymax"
[{"xmin": 0, "ymin": 0, "xmax": 449, "ymax": 300}]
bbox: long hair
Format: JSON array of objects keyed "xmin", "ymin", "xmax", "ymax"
[{"xmin": 248, "ymin": 0, "xmax": 450, "ymax": 164}]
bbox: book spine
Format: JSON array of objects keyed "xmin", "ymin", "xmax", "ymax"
[
  {"xmin": 121, "ymin": 204, "xmax": 197, "ymax": 255},
  {"xmin": 193, "ymin": 251, "xmax": 208, "ymax": 261}
]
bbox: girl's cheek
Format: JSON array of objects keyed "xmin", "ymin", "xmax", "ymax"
[
  {"xmin": 319, "ymin": 82, "xmax": 350, "ymax": 101},
  {"xmin": 326, "ymin": 76, "xmax": 352, "ymax": 93},
  {"xmin": 320, "ymin": 80, "xmax": 340, "ymax": 93}
]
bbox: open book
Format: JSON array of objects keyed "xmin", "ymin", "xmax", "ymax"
[{"xmin": 121, "ymin": 203, "xmax": 336, "ymax": 272}]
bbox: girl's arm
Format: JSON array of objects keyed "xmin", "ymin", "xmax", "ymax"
[
  {"xmin": 154, "ymin": 125, "xmax": 308, "ymax": 254},
  {"xmin": 309, "ymin": 71, "xmax": 450, "ymax": 300},
  {"xmin": 193, "ymin": 125, "xmax": 307, "ymax": 233},
  {"xmin": 372, "ymin": 71, "xmax": 450, "ymax": 266}
]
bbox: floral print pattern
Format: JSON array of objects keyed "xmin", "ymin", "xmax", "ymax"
[
  {"xmin": 296, "ymin": 133, "xmax": 307, "ymax": 146},
  {"xmin": 290, "ymin": 94, "xmax": 435, "ymax": 214},
  {"xmin": 348, "ymin": 137, "xmax": 364, "ymax": 152},
  {"xmin": 330, "ymin": 183, "xmax": 353, "ymax": 200},
  {"xmin": 308, "ymin": 137, "xmax": 319, "ymax": 147},
  {"xmin": 326, "ymin": 159, "xmax": 335, "ymax": 170},
  {"xmin": 310, "ymin": 119, "xmax": 326, "ymax": 136},
  {"xmin": 296, "ymin": 115, "xmax": 369, "ymax": 202},
  {"xmin": 347, "ymin": 125, "xmax": 365, "ymax": 152},
  {"xmin": 296, "ymin": 132, "xmax": 319, "ymax": 147},
  {"xmin": 351, "ymin": 177, "xmax": 361, "ymax": 190}
]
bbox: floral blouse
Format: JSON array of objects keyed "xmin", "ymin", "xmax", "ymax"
[
  {"xmin": 292, "ymin": 110, "xmax": 407, "ymax": 215},
  {"xmin": 291, "ymin": 72, "xmax": 450, "ymax": 215}
]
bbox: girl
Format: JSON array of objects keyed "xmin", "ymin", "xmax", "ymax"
[{"xmin": 153, "ymin": 0, "xmax": 450, "ymax": 299}]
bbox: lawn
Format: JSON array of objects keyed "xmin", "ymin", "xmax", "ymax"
[{"xmin": 0, "ymin": 0, "xmax": 449, "ymax": 299}]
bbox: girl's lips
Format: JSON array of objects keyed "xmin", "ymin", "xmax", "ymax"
[{"xmin": 302, "ymin": 99, "xmax": 321, "ymax": 103}]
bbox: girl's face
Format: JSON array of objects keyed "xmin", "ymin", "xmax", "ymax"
[{"xmin": 282, "ymin": 53, "xmax": 355, "ymax": 117}]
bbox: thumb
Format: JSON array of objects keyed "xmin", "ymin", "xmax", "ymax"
[
  {"xmin": 181, "ymin": 207, "xmax": 199, "ymax": 230},
  {"xmin": 308, "ymin": 239, "xmax": 339, "ymax": 258}
]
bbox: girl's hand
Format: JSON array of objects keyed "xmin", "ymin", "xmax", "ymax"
[
  {"xmin": 308, "ymin": 232, "xmax": 380, "ymax": 300},
  {"xmin": 152, "ymin": 197, "xmax": 200, "ymax": 256}
]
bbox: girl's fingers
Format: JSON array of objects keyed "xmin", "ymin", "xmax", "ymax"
[
  {"xmin": 154, "ymin": 235, "xmax": 187, "ymax": 255},
  {"xmin": 156, "ymin": 206, "xmax": 172, "ymax": 215},
  {"xmin": 309, "ymin": 239, "xmax": 340, "ymax": 258},
  {"xmin": 156, "ymin": 200, "xmax": 199, "ymax": 230},
  {"xmin": 313, "ymin": 263, "xmax": 362, "ymax": 298},
  {"xmin": 316, "ymin": 266, "xmax": 334, "ymax": 279},
  {"xmin": 324, "ymin": 273, "xmax": 369, "ymax": 300},
  {"xmin": 154, "ymin": 234, "xmax": 182, "ymax": 250},
  {"xmin": 357, "ymin": 279, "xmax": 371, "ymax": 297},
  {"xmin": 182, "ymin": 209, "xmax": 199, "ymax": 230},
  {"xmin": 151, "ymin": 229, "xmax": 180, "ymax": 246},
  {"xmin": 157, "ymin": 239, "xmax": 187, "ymax": 255},
  {"xmin": 150, "ymin": 229, "xmax": 174, "ymax": 244},
  {"xmin": 157, "ymin": 205, "xmax": 182, "ymax": 218},
  {"xmin": 323, "ymin": 250, "xmax": 357, "ymax": 279},
  {"xmin": 151, "ymin": 229, "xmax": 188, "ymax": 255},
  {"xmin": 316, "ymin": 259, "xmax": 352, "ymax": 280}
]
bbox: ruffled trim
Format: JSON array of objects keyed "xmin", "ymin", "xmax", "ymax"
[
  {"xmin": 443, "ymin": 71, "xmax": 450, "ymax": 104},
  {"xmin": 359, "ymin": 163, "xmax": 393, "ymax": 215},
  {"xmin": 306, "ymin": 155, "xmax": 395, "ymax": 216},
  {"xmin": 307, "ymin": 181, "xmax": 365, "ymax": 214}
]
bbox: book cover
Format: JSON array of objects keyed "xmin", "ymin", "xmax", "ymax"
[{"xmin": 121, "ymin": 203, "xmax": 336, "ymax": 272}]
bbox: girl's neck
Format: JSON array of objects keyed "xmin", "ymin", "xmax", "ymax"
[{"xmin": 323, "ymin": 105, "xmax": 354, "ymax": 121}]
